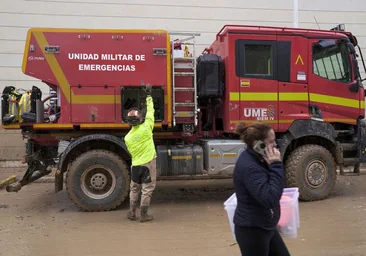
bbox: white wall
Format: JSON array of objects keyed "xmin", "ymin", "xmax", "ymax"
[{"xmin": 0, "ymin": 0, "xmax": 365, "ymax": 160}]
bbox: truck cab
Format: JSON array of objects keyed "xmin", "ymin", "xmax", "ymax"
[
  {"xmin": 205, "ymin": 24, "xmax": 366, "ymax": 200},
  {"xmin": 206, "ymin": 25, "xmax": 365, "ymax": 133}
]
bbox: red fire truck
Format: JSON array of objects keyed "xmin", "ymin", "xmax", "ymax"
[{"xmin": 2, "ymin": 24, "xmax": 366, "ymax": 211}]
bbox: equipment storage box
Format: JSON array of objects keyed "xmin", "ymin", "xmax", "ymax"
[
  {"xmin": 156, "ymin": 144, "xmax": 203, "ymax": 176},
  {"xmin": 201, "ymin": 140, "xmax": 246, "ymax": 176},
  {"xmin": 224, "ymin": 188, "xmax": 300, "ymax": 240}
]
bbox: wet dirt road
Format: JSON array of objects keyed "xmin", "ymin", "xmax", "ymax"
[{"xmin": 1, "ymin": 172, "xmax": 366, "ymax": 256}]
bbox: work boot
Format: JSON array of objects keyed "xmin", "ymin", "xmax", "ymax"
[
  {"xmin": 127, "ymin": 200, "xmax": 137, "ymax": 221},
  {"xmin": 140, "ymin": 205, "xmax": 153, "ymax": 223}
]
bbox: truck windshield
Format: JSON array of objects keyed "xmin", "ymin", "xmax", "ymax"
[
  {"xmin": 356, "ymin": 45, "xmax": 366, "ymax": 82},
  {"xmin": 313, "ymin": 42, "xmax": 351, "ymax": 83}
]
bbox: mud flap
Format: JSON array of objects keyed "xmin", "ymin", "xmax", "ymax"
[
  {"xmin": 55, "ymin": 169, "xmax": 64, "ymax": 193},
  {"xmin": 358, "ymin": 119, "xmax": 366, "ymax": 163}
]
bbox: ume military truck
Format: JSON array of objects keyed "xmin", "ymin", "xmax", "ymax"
[{"xmin": 2, "ymin": 24, "xmax": 366, "ymax": 211}]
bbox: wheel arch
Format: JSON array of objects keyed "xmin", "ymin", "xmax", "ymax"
[
  {"xmin": 58, "ymin": 134, "xmax": 132, "ymax": 174},
  {"xmin": 282, "ymin": 135, "xmax": 338, "ymax": 165},
  {"xmin": 277, "ymin": 120, "xmax": 340, "ymax": 164}
]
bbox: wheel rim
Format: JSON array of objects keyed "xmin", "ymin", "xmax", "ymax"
[
  {"xmin": 305, "ymin": 160, "xmax": 328, "ymax": 188},
  {"xmin": 80, "ymin": 164, "xmax": 116, "ymax": 200}
]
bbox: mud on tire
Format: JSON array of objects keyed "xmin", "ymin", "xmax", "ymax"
[
  {"xmin": 66, "ymin": 149, "xmax": 130, "ymax": 211},
  {"xmin": 285, "ymin": 144, "xmax": 336, "ymax": 201}
]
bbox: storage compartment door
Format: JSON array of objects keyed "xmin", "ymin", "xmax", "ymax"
[
  {"xmin": 71, "ymin": 86, "xmax": 116, "ymax": 123},
  {"xmin": 121, "ymin": 86, "xmax": 164, "ymax": 123}
]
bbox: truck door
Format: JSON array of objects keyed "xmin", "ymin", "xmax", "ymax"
[
  {"xmin": 277, "ymin": 36, "xmax": 309, "ymax": 132},
  {"xmin": 308, "ymin": 38, "xmax": 361, "ymax": 123},
  {"xmin": 235, "ymin": 38, "xmax": 279, "ymax": 130}
]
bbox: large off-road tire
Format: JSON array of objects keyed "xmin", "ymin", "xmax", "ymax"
[
  {"xmin": 66, "ymin": 149, "xmax": 130, "ymax": 211},
  {"xmin": 285, "ymin": 144, "xmax": 336, "ymax": 201}
]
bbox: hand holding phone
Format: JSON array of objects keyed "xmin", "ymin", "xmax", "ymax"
[
  {"xmin": 253, "ymin": 140, "xmax": 267, "ymax": 157},
  {"xmin": 264, "ymin": 146, "xmax": 281, "ymax": 164}
]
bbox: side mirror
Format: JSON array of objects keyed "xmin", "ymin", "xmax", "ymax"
[
  {"xmin": 349, "ymin": 81, "xmax": 361, "ymax": 93},
  {"xmin": 347, "ymin": 42, "xmax": 356, "ymax": 55}
]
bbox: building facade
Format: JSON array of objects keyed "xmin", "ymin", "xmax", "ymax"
[{"xmin": 1, "ymin": 0, "xmax": 366, "ymax": 161}]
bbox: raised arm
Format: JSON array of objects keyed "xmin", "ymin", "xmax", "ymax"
[{"xmin": 144, "ymin": 84, "xmax": 154, "ymax": 130}]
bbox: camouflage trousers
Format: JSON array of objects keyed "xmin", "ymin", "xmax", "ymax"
[{"xmin": 129, "ymin": 158, "xmax": 157, "ymax": 207}]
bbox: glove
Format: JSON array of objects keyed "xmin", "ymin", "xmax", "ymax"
[{"xmin": 145, "ymin": 84, "xmax": 152, "ymax": 96}]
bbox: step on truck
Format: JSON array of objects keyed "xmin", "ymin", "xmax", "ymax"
[{"xmin": 2, "ymin": 24, "xmax": 366, "ymax": 211}]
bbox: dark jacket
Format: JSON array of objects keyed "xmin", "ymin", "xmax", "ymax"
[{"xmin": 233, "ymin": 147, "xmax": 285, "ymax": 230}]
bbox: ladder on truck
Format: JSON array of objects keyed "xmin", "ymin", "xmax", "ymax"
[{"xmin": 169, "ymin": 32, "xmax": 201, "ymax": 130}]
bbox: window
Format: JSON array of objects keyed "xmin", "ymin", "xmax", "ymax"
[
  {"xmin": 236, "ymin": 40, "xmax": 291, "ymax": 81},
  {"xmin": 313, "ymin": 41, "xmax": 351, "ymax": 82},
  {"xmin": 244, "ymin": 44, "xmax": 272, "ymax": 75}
]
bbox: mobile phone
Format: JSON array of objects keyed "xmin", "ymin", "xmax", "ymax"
[{"xmin": 253, "ymin": 140, "xmax": 267, "ymax": 157}]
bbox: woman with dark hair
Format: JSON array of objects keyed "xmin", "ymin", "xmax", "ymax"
[{"xmin": 233, "ymin": 122, "xmax": 291, "ymax": 256}]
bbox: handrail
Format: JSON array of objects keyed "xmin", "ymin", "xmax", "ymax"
[
  {"xmin": 215, "ymin": 24, "xmax": 347, "ymax": 41},
  {"xmin": 169, "ymin": 32, "xmax": 201, "ymax": 36}
]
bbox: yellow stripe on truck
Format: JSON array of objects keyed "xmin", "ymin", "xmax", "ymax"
[
  {"xmin": 223, "ymin": 153, "xmax": 237, "ymax": 157},
  {"xmin": 279, "ymin": 92, "xmax": 308, "ymax": 101},
  {"xmin": 171, "ymin": 155, "xmax": 192, "ymax": 160},
  {"xmin": 229, "ymin": 92, "xmax": 277, "ymax": 101},
  {"xmin": 230, "ymin": 92, "xmax": 361, "ymax": 109},
  {"xmin": 33, "ymin": 32, "xmax": 72, "ymax": 103},
  {"xmin": 229, "ymin": 92, "xmax": 307, "ymax": 101},
  {"xmin": 309, "ymin": 93, "xmax": 359, "ymax": 109},
  {"xmin": 323, "ymin": 118, "xmax": 356, "ymax": 123},
  {"xmin": 230, "ymin": 119, "xmax": 294, "ymax": 124}
]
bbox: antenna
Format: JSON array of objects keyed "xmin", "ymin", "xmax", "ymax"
[{"xmin": 314, "ymin": 16, "xmax": 321, "ymax": 29}]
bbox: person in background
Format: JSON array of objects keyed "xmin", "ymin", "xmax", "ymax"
[
  {"xmin": 124, "ymin": 84, "xmax": 156, "ymax": 223},
  {"xmin": 233, "ymin": 122, "xmax": 291, "ymax": 255}
]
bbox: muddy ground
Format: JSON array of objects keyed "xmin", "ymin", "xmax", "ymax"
[{"xmin": 1, "ymin": 169, "xmax": 366, "ymax": 256}]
